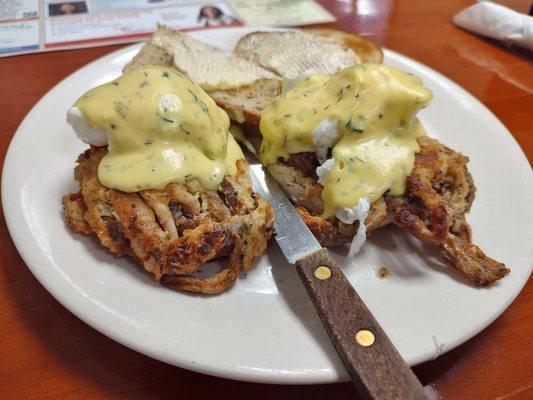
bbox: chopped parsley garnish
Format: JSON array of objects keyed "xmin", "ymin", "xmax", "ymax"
[
  {"xmin": 303, "ymin": 87, "xmax": 319, "ymax": 97},
  {"xmin": 111, "ymin": 82, "xmax": 119, "ymax": 86},
  {"xmin": 345, "ymin": 118, "xmax": 364, "ymax": 133},
  {"xmin": 161, "ymin": 117, "xmax": 175, "ymax": 123},
  {"xmin": 179, "ymin": 123, "xmax": 190, "ymax": 135},
  {"xmin": 283, "ymin": 113, "xmax": 292, "ymax": 118},
  {"xmin": 187, "ymin": 89, "xmax": 209, "ymax": 113},
  {"xmin": 145, "ymin": 139, "xmax": 153, "ymax": 145},
  {"xmin": 110, "ymin": 123, "xmax": 116, "ymax": 130},
  {"xmin": 197, "ymin": 100, "xmax": 209, "ymax": 113},
  {"xmin": 187, "ymin": 89, "xmax": 199, "ymax": 101},
  {"xmin": 337, "ymin": 84, "xmax": 351, "ymax": 102},
  {"xmin": 139, "ymin": 80, "xmax": 149, "ymax": 88},
  {"xmin": 113, "ymin": 101, "xmax": 129, "ymax": 118},
  {"xmin": 161, "ymin": 71, "xmax": 169, "ymax": 78}
]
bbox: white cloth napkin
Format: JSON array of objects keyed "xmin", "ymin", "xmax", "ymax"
[{"xmin": 453, "ymin": 1, "xmax": 533, "ymax": 51}]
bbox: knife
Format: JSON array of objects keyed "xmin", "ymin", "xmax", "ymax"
[{"xmin": 249, "ymin": 163, "xmax": 427, "ymax": 400}]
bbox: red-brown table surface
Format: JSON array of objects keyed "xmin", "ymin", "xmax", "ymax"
[{"xmin": 1, "ymin": 1, "xmax": 532, "ymax": 399}]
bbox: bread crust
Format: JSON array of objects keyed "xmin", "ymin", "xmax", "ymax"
[{"xmin": 303, "ymin": 28, "xmax": 383, "ymax": 64}]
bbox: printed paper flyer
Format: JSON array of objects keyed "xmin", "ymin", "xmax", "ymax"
[{"xmin": 0, "ymin": 0, "xmax": 335, "ymax": 57}]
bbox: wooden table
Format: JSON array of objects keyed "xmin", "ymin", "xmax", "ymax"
[{"xmin": 1, "ymin": 1, "xmax": 532, "ymax": 399}]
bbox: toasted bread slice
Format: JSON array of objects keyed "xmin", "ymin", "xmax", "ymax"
[
  {"xmin": 124, "ymin": 40, "xmax": 174, "ymax": 72},
  {"xmin": 208, "ymin": 79, "xmax": 281, "ymax": 125},
  {"xmin": 124, "ymin": 25, "xmax": 278, "ymax": 90},
  {"xmin": 235, "ymin": 29, "xmax": 383, "ymax": 78}
]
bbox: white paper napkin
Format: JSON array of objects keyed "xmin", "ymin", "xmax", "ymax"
[{"xmin": 453, "ymin": 1, "xmax": 533, "ymax": 51}]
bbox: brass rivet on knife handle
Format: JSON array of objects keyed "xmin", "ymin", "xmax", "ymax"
[
  {"xmin": 355, "ymin": 329, "xmax": 375, "ymax": 347},
  {"xmin": 295, "ymin": 248, "xmax": 427, "ymax": 400},
  {"xmin": 314, "ymin": 265, "xmax": 332, "ymax": 280}
]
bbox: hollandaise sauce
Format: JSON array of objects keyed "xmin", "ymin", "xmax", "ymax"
[
  {"xmin": 75, "ymin": 66, "xmax": 243, "ymax": 192},
  {"xmin": 260, "ymin": 64, "xmax": 432, "ymax": 218}
]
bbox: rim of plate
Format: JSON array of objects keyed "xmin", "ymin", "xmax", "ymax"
[{"xmin": 2, "ymin": 27, "xmax": 532, "ymax": 384}]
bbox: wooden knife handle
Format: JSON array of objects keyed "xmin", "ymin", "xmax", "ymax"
[{"xmin": 295, "ymin": 248, "xmax": 426, "ymax": 400}]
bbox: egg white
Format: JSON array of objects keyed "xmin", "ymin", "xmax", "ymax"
[
  {"xmin": 311, "ymin": 118, "xmax": 341, "ymax": 163},
  {"xmin": 67, "ymin": 106, "xmax": 109, "ymax": 147}
]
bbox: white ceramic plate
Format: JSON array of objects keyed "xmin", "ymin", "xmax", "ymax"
[{"xmin": 3, "ymin": 28, "xmax": 532, "ymax": 385}]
